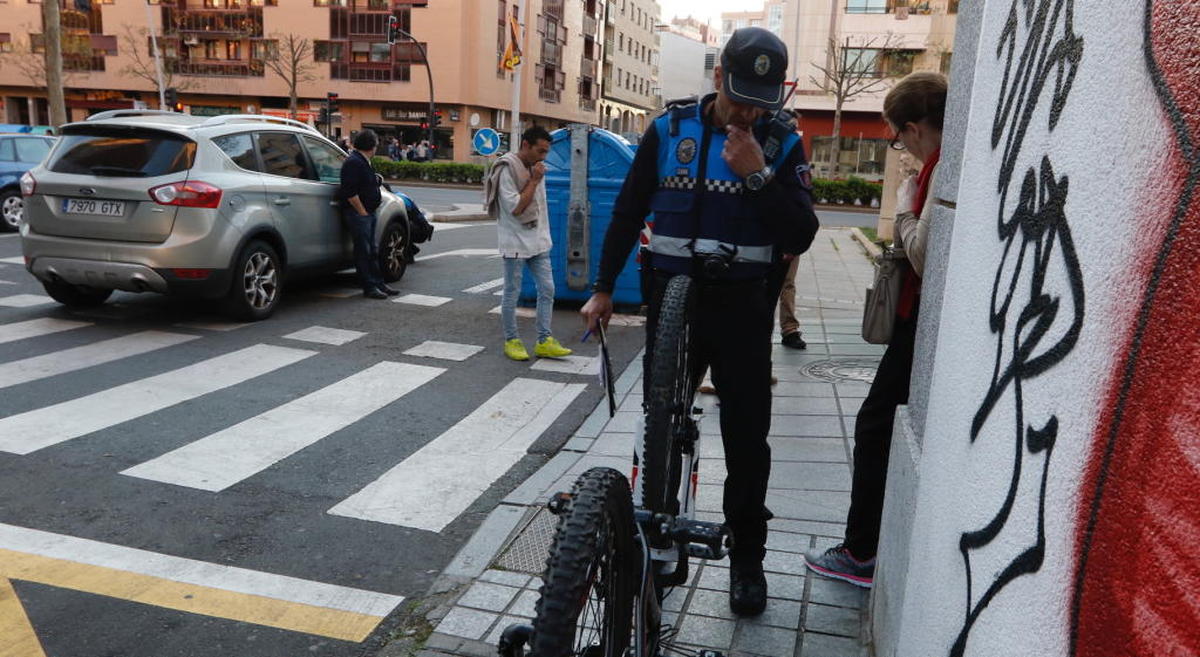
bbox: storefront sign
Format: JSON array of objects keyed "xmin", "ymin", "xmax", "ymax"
[{"xmin": 382, "ymin": 106, "xmax": 437, "ymax": 122}]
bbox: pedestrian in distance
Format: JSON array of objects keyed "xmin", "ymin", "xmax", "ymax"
[
  {"xmin": 338, "ymin": 129, "xmax": 398, "ymax": 299},
  {"xmin": 774, "ymin": 252, "xmax": 807, "ymax": 349},
  {"xmin": 485, "ymin": 125, "xmax": 573, "ymax": 362},
  {"xmin": 581, "ymin": 26, "xmax": 820, "ymax": 616},
  {"xmin": 803, "ymin": 71, "xmax": 948, "ymax": 589}
]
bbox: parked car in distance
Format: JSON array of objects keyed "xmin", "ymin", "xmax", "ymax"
[
  {"xmin": 19, "ymin": 110, "xmax": 412, "ymax": 320},
  {"xmin": 0, "ymin": 134, "xmax": 56, "ymax": 231}
]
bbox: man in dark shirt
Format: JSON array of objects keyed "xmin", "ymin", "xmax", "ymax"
[
  {"xmin": 582, "ymin": 27, "xmax": 820, "ymax": 617},
  {"xmin": 339, "ymin": 129, "xmax": 396, "ymax": 299}
]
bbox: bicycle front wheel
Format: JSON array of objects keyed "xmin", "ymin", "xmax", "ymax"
[
  {"xmin": 530, "ymin": 467, "xmax": 638, "ymax": 657},
  {"xmin": 642, "ymin": 274, "xmax": 698, "ymax": 517}
]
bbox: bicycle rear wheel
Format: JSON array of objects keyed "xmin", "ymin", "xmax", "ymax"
[
  {"xmin": 641, "ymin": 274, "xmax": 698, "ymax": 518},
  {"xmin": 530, "ymin": 467, "xmax": 638, "ymax": 657}
]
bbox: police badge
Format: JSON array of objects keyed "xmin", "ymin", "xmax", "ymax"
[
  {"xmin": 675, "ymin": 137, "xmax": 697, "ymax": 164},
  {"xmin": 754, "ymin": 54, "xmax": 770, "ymax": 76}
]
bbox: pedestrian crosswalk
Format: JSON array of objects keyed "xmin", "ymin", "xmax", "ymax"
[{"xmin": 0, "ymin": 300, "xmax": 606, "ymax": 535}]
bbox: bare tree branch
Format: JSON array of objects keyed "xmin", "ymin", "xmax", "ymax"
[
  {"xmin": 262, "ymin": 33, "xmax": 317, "ymax": 119},
  {"xmin": 117, "ymin": 24, "xmax": 193, "ymax": 101}
]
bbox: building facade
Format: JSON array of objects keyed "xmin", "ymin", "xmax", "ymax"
[
  {"xmin": 655, "ymin": 20, "xmax": 710, "ymax": 103},
  {"xmin": 779, "ymin": 0, "xmax": 958, "ymax": 180},
  {"xmin": 597, "ymin": 0, "xmax": 660, "ymax": 138},
  {"xmin": 0, "ymin": 0, "xmax": 610, "ymax": 162}
]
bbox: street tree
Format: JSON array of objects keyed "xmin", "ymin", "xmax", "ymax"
[
  {"xmin": 41, "ymin": 0, "xmax": 67, "ymax": 127},
  {"xmin": 1, "ymin": 27, "xmax": 81, "ymax": 112},
  {"xmin": 118, "ymin": 25, "xmax": 193, "ymax": 106},
  {"xmin": 263, "ymin": 34, "xmax": 317, "ymax": 120},
  {"xmin": 809, "ymin": 33, "xmax": 905, "ymax": 176}
]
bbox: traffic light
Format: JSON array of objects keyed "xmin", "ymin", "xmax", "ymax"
[
  {"xmin": 432, "ymin": 111, "xmax": 442, "ymax": 129},
  {"xmin": 419, "ymin": 121, "xmax": 428, "ymax": 131},
  {"xmin": 326, "ymin": 91, "xmax": 339, "ymax": 115},
  {"xmin": 164, "ymin": 87, "xmax": 181, "ymax": 112},
  {"xmin": 387, "ymin": 16, "xmax": 400, "ymax": 45},
  {"xmin": 318, "ymin": 108, "xmax": 329, "ymax": 124}
]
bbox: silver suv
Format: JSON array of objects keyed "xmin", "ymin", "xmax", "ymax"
[{"xmin": 19, "ymin": 110, "xmax": 412, "ymax": 320}]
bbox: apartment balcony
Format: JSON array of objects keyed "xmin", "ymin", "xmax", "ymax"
[
  {"xmin": 539, "ymin": 87, "xmax": 561, "ymax": 103},
  {"xmin": 580, "ymin": 97, "xmax": 596, "ymax": 111},
  {"xmin": 541, "ymin": 42, "xmax": 561, "ymax": 67},
  {"xmin": 583, "ymin": 14, "xmax": 598, "ymax": 36},
  {"xmin": 174, "ymin": 58, "xmax": 265, "ymax": 77},
  {"xmin": 605, "ymin": 9, "xmax": 615, "ymax": 26},
  {"xmin": 604, "ymin": 38, "xmax": 614, "ymax": 57},
  {"xmin": 330, "ymin": 61, "xmax": 409, "ymax": 82},
  {"xmin": 580, "ymin": 57, "xmax": 597, "ymax": 78},
  {"xmin": 162, "ymin": 7, "xmax": 264, "ymax": 37},
  {"xmin": 63, "ymin": 54, "xmax": 106, "ymax": 73}
]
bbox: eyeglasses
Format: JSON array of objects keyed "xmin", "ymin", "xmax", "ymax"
[{"xmin": 888, "ymin": 135, "xmax": 906, "ymax": 151}]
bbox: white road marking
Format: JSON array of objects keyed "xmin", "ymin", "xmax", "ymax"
[
  {"xmin": 429, "ymin": 221, "xmax": 490, "ymax": 231},
  {"xmin": 0, "ymin": 318, "xmax": 91, "ymax": 345},
  {"xmin": 329, "ymin": 378, "xmax": 586, "ymax": 531},
  {"xmin": 414, "ymin": 248, "xmax": 496, "ymax": 262},
  {"xmin": 0, "ymin": 280, "xmax": 15, "ymax": 285},
  {"xmin": 0, "ymin": 344, "xmax": 315, "ymax": 455},
  {"xmin": 0, "ymin": 331, "xmax": 198, "ymax": 390},
  {"xmin": 283, "ymin": 326, "xmax": 366, "ymax": 346},
  {"xmin": 462, "ymin": 278, "xmax": 505, "ymax": 294},
  {"xmin": 122, "ymin": 362, "xmax": 445, "ymax": 491},
  {"xmin": 394, "ymin": 294, "xmax": 452, "ymax": 307},
  {"xmin": 0, "ymin": 256, "xmax": 24, "ymax": 264},
  {"xmin": 531, "ymin": 355, "xmax": 598, "ymax": 375},
  {"xmin": 172, "ymin": 320, "xmax": 249, "ymax": 331},
  {"xmin": 0, "ymin": 294, "xmax": 52, "ymax": 308},
  {"xmin": 0, "ymin": 522, "xmax": 404, "ymax": 617},
  {"xmin": 402, "ymin": 340, "xmax": 485, "ymax": 361}
]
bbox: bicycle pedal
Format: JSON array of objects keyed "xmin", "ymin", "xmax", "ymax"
[
  {"xmin": 546, "ymin": 491, "xmax": 572, "ymax": 515},
  {"xmin": 670, "ymin": 518, "xmax": 733, "ymax": 560}
]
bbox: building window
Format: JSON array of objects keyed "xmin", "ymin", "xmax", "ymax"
[
  {"xmin": 204, "ymin": 40, "xmax": 220, "ymax": 59},
  {"xmin": 842, "ymin": 48, "xmax": 880, "ymax": 76},
  {"xmin": 314, "ymin": 40, "xmax": 343, "ymax": 61},
  {"xmin": 226, "ymin": 40, "xmax": 240, "ymax": 60},
  {"xmin": 846, "ymin": 0, "xmax": 888, "ymax": 14},
  {"xmin": 0, "ymin": 33, "xmax": 10, "ymax": 53},
  {"xmin": 940, "ymin": 51, "xmax": 953, "ymax": 73},
  {"xmin": 251, "ymin": 39, "xmax": 275, "ymax": 59},
  {"xmin": 370, "ymin": 42, "xmax": 390, "ymax": 62}
]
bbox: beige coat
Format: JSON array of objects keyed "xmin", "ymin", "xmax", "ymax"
[{"xmin": 894, "ymin": 161, "xmax": 939, "ymax": 278}]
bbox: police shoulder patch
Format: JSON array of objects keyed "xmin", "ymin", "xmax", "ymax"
[{"xmin": 675, "ymin": 137, "xmax": 697, "ymax": 164}]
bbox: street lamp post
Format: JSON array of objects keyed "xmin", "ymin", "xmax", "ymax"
[{"xmin": 392, "ymin": 27, "xmax": 435, "ymax": 152}]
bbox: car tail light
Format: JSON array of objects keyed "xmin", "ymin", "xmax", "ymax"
[
  {"xmin": 19, "ymin": 172, "xmax": 35, "ymax": 197},
  {"xmin": 149, "ymin": 181, "xmax": 222, "ymax": 209},
  {"xmin": 171, "ymin": 268, "xmax": 212, "ymax": 279}
]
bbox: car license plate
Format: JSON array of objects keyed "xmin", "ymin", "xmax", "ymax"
[{"xmin": 62, "ymin": 198, "xmax": 125, "ymax": 217}]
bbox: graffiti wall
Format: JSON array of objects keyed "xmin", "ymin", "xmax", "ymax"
[{"xmin": 887, "ymin": 1, "xmax": 1200, "ymax": 655}]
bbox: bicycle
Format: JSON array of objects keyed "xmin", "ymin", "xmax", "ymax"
[{"xmin": 499, "ymin": 274, "xmax": 733, "ymax": 657}]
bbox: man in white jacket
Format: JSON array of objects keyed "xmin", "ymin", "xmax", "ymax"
[{"xmin": 487, "ymin": 125, "xmax": 572, "ymax": 361}]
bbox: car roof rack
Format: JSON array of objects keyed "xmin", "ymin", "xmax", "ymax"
[
  {"xmin": 199, "ymin": 114, "xmax": 321, "ymax": 134},
  {"xmin": 85, "ymin": 109, "xmax": 188, "ymax": 122}
]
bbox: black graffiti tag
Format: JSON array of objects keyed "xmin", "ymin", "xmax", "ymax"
[{"xmin": 951, "ymin": 1, "xmax": 1084, "ymax": 655}]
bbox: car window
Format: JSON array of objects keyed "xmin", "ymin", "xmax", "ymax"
[
  {"xmin": 255, "ymin": 132, "xmax": 308, "ymax": 179},
  {"xmin": 213, "ymin": 133, "xmax": 260, "ymax": 172},
  {"xmin": 0, "ymin": 139, "xmax": 13, "ymax": 162},
  {"xmin": 48, "ymin": 128, "xmax": 195, "ymax": 177},
  {"xmin": 15, "ymin": 138, "xmax": 51, "ymax": 164},
  {"xmin": 301, "ymin": 136, "xmax": 345, "ymax": 184}
]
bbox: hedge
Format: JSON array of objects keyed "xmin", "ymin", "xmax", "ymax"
[{"xmin": 370, "ymin": 156, "xmax": 881, "ymax": 205}]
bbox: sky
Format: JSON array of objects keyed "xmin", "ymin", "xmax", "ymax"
[{"xmin": 657, "ymin": 0, "xmax": 766, "ymax": 30}]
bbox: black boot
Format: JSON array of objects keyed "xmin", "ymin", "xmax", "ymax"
[{"xmin": 729, "ymin": 562, "xmax": 768, "ymax": 616}]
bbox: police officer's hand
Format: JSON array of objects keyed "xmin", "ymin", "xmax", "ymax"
[
  {"xmin": 530, "ymin": 162, "xmax": 546, "ymax": 182},
  {"xmin": 722, "ymin": 125, "xmax": 767, "ymax": 178},
  {"xmin": 581, "ymin": 293, "xmax": 613, "ymax": 332}
]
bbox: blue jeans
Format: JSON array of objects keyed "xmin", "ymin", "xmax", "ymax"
[
  {"xmin": 501, "ymin": 253, "xmax": 554, "ymax": 342},
  {"xmin": 343, "ymin": 210, "xmax": 384, "ymax": 292}
]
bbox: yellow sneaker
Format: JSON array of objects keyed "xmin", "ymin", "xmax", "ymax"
[
  {"xmin": 504, "ymin": 339, "xmax": 530, "ymax": 361},
  {"xmin": 535, "ymin": 336, "xmax": 573, "ymax": 359}
]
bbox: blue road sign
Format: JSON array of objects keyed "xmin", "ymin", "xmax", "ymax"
[{"xmin": 473, "ymin": 128, "xmax": 501, "ymax": 156}]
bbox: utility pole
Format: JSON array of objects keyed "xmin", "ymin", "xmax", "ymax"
[
  {"xmin": 509, "ymin": 0, "xmax": 528, "ymax": 152},
  {"xmin": 41, "ymin": 0, "xmax": 67, "ymax": 127},
  {"xmin": 389, "ymin": 17, "xmax": 436, "ymax": 151},
  {"xmin": 144, "ymin": 0, "xmax": 167, "ymax": 109}
]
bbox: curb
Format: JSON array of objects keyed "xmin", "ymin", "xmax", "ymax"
[
  {"xmin": 429, "ymin": 212, "xmax": 492, "ymax": 223},
  {"xmin": 384, "ymin": 179, "xmax": 483, "ymax": 191},
  {"xmin": 850, "ymin": 226, "xmax": 882, "ymax": 259}
]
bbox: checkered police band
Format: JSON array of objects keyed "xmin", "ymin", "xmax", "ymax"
[
  {"xmin": 661, "ymin": 176, "xmax": 696, "ymax": 190},
  {"xmin": 659, "ymin": 176, "xmax": 745, "ymax": 195}
]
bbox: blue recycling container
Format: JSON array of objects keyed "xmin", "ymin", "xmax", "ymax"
[{"xmin": 520, "ymin": 127, "xmax": 643, "ymax": 306}]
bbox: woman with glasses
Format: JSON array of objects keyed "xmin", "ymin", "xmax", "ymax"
[{"xmin": 803, "ymin": 71, "xmax": 948, "ymax": 588}]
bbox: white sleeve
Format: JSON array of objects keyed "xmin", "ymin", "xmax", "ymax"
[{"xmin": 497, "ymin": 166, "xmax": 523, "ymax": 216}]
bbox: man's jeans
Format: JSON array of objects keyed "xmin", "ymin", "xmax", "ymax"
[
  {"xmin": 344, "ymin": 210, "xmax": 384, "ymax": 292},
  {"xmin": 501, "ymin": 253, "xmax": 554, "ymax": 342}
]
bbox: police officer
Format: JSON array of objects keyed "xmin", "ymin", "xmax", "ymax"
[{"xmin": 582, "ymin": 27, "xmax": 819, "ymax": 616}]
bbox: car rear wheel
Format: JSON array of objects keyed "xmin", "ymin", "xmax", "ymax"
[
  {"xmin": 380, "ymin": 220, "xmax": 409, "ymax": 283},
  {"xmin": 225, "ymin": 240, "xmax": 283, "ymax": 321},
  {"xmin": 1, "ymin": 190, "xmax": 23, "ymax": 232},
  {"xmin": 42, "ymin": 279, "xmax": 113, "ymax": 308}
]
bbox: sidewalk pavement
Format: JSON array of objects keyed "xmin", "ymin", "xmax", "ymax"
[{"xmin": 407, "ymin": 228, "xmax": 881, "ymax": 657}]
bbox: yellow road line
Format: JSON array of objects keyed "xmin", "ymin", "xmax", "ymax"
[
  {"xmin": 0, "ymin": 576, "xmax": 46, "ymax": 657},
  {"xmin": 0, "ymin": 549, "xmax": 385, "ymax": 642}
]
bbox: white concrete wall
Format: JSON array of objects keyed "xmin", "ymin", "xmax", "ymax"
[
  {"xmin": 876, "ymin": 1, "xmax": 1200, "ymax": 655},
  {"xmin": 656, "ymin": 30, "xmax": 707, "ymax": 101}
]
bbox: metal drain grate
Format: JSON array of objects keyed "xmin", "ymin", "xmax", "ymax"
[
  {"xmin": 799, "ymin": 358, "xmax": 878, "ymax": 384},
  {"xmin": 493, "ymin": 506, "xmax": 559, "ymax": 575}
]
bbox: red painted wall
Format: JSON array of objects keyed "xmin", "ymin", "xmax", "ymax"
[
  {"xmin": 1073, "ymin": 2, "xmax": 1200, "ymax": 655},
  {"xmin": 794, "ymin": 110, "xmax": 890, "ymax": 156}
]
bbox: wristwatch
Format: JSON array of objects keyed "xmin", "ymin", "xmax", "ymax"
[{"xmin": 745, "ymin": 165, "xmax": 774, "ymax": 191}]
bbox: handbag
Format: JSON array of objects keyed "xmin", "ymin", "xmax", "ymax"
[{"xmin": 862, "ymin": 244, "xmax": 908, "ymax": 344}]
